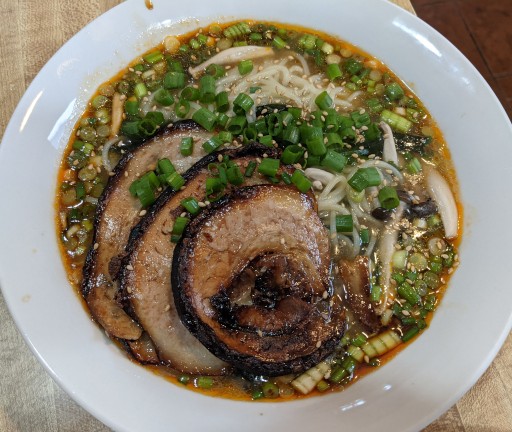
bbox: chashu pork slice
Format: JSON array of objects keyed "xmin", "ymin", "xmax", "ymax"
[
  {"xmin": 119, "ymin": 144, "xmax": 283, "ymax": 375},
  {"xmin": 172, "ymin": 185, "xmax": 347, "ymax": 376},
  {"xmin": 82, "ymin": 121, "xmax": 209, "ymax": 340}
]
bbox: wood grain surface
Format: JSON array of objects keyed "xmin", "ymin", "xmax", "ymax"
[{"xmin": 0, "ymin": 1, "xmax": 511, "ymax": 431}]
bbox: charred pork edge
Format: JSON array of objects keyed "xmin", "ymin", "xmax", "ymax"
[
  {"xmin": 81, "ymin": 120, "xmax": 204, "ymax": 298},
  {"xmin": 171, "ymin": 185, "xmax": 345, "ymax": 376}
]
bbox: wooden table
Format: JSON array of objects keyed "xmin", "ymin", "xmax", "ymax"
[{"xmin": 1, "ymin": 1, "xmax": 511, "ymax": 431}]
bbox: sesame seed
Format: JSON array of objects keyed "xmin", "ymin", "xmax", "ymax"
[
  {"xmin": 93, "ymin": 243, "xmax": 99, "ymax": 250},
  {"xmin": 164, "ymin": 304, "xmax": 171, "ymax": 312},
  {"xmin": 280, "ymin": 238, "xmax": 285, "ymax": 245},
  {"xmin": 124, "ymin": 171, "xmax": 128, "ymax": 177},
  {"xmin": 316, "ymin": 341, "xmax": 321, "ymax": 348},
  {"xmin": 126, "ymin": 286, "xmax": 132, "ymax": 294},
  {"xmin": 126, "ymin": 264, "xmax": 134, "ymax": 271},
  {"xmin": 139, "ymin": 209, "xmax": 147, "ymax": 217},
  {"xmin": 364, "ymin": 355, "xmax": 370, "ymax": 363}
]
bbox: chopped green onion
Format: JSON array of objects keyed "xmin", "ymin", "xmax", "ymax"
[
  {"xmin": 244, "ymin": 161, "xmax": 257, "ymax": 177},
  {"xmin": 259, "ymin": 135, "xmax": 273, "ymax": 147},
  {"xmin": 272, "ymin": 36, "xmax": 286, "ymax": 49},
  {"xmin": 202, "ymin": 136, "xmax": 223, "ymax": 153},
  {"xmin": 199, "ymin": 75, "xmax": 216, "ymax": 103},
  {"xmin": 385, "ymin": 82, "xmax": 405, "ymax": 101},
  {"xmin": 238, "ymin": 59, "xmax": 254, "ymax": 75},
  {"xmin": 323, "ymin": 112, "xmax": 339, "ymax": 132},
  {"xmin": 215, "ymin": 91, "xmax": 230, "ymax": 113},
  {"xmin": 381, "ymin": 109, "xmax": 412, "ymax": 133},
  {"xmin": 175, "ymin": 99, "xmax": 190, "ymax": 118},
  {"xmin": 407, "ymin": 157, "xmax": 422, "ymax": 174},
  {"xmin": 267, "ymin": 113, "xmax": 283, "ymax": 136},
  {"xmin": 335, "ymin": 214, "xmax": 353, "ymax": 233},
  {"xmin": 213, "ymin": 114, "xmax": 227, "ymax": 129},
  {"xmin": 124, "ymin": 97, "xmax": 139, "ymax": 116},
  {"xmin": 75, "ymin": 182, "xmax": 86, "ymax": 200},
  {"xmin": 157, "ymin": 158, "xmax": 175, "ymax": 175},
  {"xmin": 325, "ymin": 132, "xmax": 343, "ymax": 146},
  {"xmin": 370, "ymin": 284, "xmax": 382, "ymax": 302},
  {"xmin": 281, "ymin": 172, "xmax": 292, "ymax": 184},
  {"xmin": 351, "ymin": 333, "xmax": 368, "ymax": 347},
  {"xmin": 315, "ymin": 91, "xmax": 333, "ymax": 110},
  {"xmin": 218, "ymin": 131, "xmax": 233, "ymax": 143},
  {"xmin": 262, "ymin": 382, "xmax": 279, "ymax": 398},
  {"xmin": 163, "ymin": 71, "xmax": 186, "ymax": 89},
  {"xmin": 192, "ymin": 108, "xmax": 217, "ymax": 131},
  {"xmin": 181, "ymin": 86, "xmax": 200, "ymax": 101},
  {"xmin": 398, "ymin": 282, "xmax": 421, "ymax": 305},
  {"xmin": 227, "ymin": 116, "xmax": 247, "ymax": 135},
  {"xmin": 367, "ymin": 98, "xmax": 384, "ymax": 113},
  {"xmin": 280, "ymin": 125, "xmax": 298, "ymax": 145},
  {"xmin": 180, "ymin": 137, "xmax": 193, "ymax": 156},
  {"xmin": 351, "ymin": 110, "xmax": 371, "ymax": 128},
  {"xmin": 134, "ymin": 82, "xmax": 148, "ymax": 99},
  {"xmin": 190, "ymin": 38, "xmax": 200, "ymax": 50},
  {"xmin": 344, "ymin": 58, "xmax": 363, "ymax": 75},
  {"xmin": 167, "ymin": 59, "xmax": 184, "ymax": 73},
  {"xmin": 226, "ymin": 165, "xmax": 244, "ymax": 185},
  {"xmin": 258, "ymin": 158, "xmax": 280, "ymax": 177},
  {"xmin": 171, "ymin": 216, "xmax": 190, "ymax": 243},
  {"xmin": 195, "ymin": 376, "xmax": 214, "ymax": 389},
  {"xmin": 143, "ymin": 50, "xmax": 164, "ymax": 64},
  {"xmin": 181, "ymin": 197, "xmax": 200, "ymax": 216},
  {"xmin": 223, "ymin": 22, "xmax": 251, "ymax": 39},
  {"xmin": 132, "ymin": 176, "xmax": 155, "ymax": 207},
  {"xmin": 281, "ymin": 145, "xmax": 305, "ymax": 164},
  {"xmin": 320, "ymin": 41, "xmax": 334, "ymax": 54},
  {"xmin": 166, "ymin": 171, "xmax": 186, "ymax": 191},
  {"xmin": 348, "ymin": 167, "xmax": 381, "ymax": 192},
  {"xmin": 360, "ymin": 228, "xmax": 370, "ymax": 245},
  {"xmin": 233, "ymin": 93, "xmax": 254, "ymax": 115},
  {"xmin": 291, "ymin": 170, "xmax": 312, "ymax": 192},
  {"xmin": 206, "ymin": 177, "xmax": 225, "ymax": 198},
  {"xmin": 362, "ymin": 123, "xmax": 381, "ymax": 142},
  {"xmin": 321, "ymin": 149, "xmax": 347, "ymax": 172},
  {"xmin": 206, "ymin": 63, "xmax": 226, "ymax": 79},
  {"xmin": 153, "ymin": 88, "xmax": 174, "ymax": 106},
  {"xmin": 378, "ymin": 186, "xmax": 399, "ymax": 210},
  {"xmin": 316, "ymin": 380, "xmax": 330, "ymax": 392},
  {"xmin": 401, "ymin": 326, "xmax": 420, "ymax": 343}
]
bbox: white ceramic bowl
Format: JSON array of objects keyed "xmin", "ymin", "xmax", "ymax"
[{"xmin": 1, "ymin": 1, "xmax": 511, "ymax": 431}]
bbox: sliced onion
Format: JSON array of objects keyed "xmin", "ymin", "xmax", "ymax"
[
  {"xmin": 102, "ymin": 136, "xmax": 123, "ymax": 173},
  {"xmin": 188, "ymin": 46, "xmax": 273, "ymax": 77},
  {"xmin": 425, "ymin": 166, "xmax": 458, "ymax": 239}
]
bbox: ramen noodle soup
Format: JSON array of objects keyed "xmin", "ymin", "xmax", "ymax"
[{"xmin": 57, "ymin": 21, "xmax": 461, "ymax": 400}]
